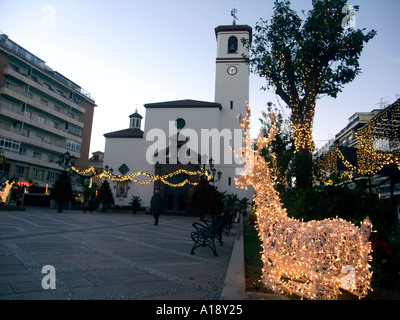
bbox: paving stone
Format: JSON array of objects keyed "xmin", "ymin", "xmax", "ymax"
[{"xmin": 0, "ymin": 208, "xmax": 238, "ymax": 300}]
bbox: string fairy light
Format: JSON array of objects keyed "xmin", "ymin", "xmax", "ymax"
[
  {"xmin": 315, "ymin": 98, "xmax": 400, "ymax": 180},
  {"xmin": 70, "ymin": 166, "xmax": 211, "ymax": 187},
  {"xmin": 235, "ymin": 103, "xmax": 373, "ymax": 300}
]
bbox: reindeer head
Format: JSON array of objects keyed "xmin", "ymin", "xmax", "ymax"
[{"xmin": 234, "ymin": 104, "xmax": 278, "ymax": 189}]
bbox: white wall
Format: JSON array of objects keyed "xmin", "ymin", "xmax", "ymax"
[
  {"xmin": 144, "ymin": 106, "xmax": 222, "ymax": 162},
  {"xmin": 103, "ymin": 137, "xmax": 154, "ymax": 208}
]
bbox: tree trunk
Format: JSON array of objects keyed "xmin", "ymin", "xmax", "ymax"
[
  {"xmin": 290, "ymin": 106, "xmax": 315, "ymax": 190},
  {"xmin": 294, "ymin": 149, "xmax": 313, "ymax": 190}
]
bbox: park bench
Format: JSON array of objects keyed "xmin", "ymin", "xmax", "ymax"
[{"xmin": 190, "ymin": 213, "xmax": 230, "ymax": 256}]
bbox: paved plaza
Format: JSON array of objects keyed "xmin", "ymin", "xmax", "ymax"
[{"xmin": 0, "ymin": 207, "xmax": 240, "ymax": 300}]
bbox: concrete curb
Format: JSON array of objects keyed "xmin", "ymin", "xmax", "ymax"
[{"xmin": 220, "ymin": 219, "xmax": 245, "ymax": 300}]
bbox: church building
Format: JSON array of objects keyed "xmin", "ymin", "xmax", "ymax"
[{"xmin": 103, "ymin": 22, "xmax": 253, "ymax": 214}]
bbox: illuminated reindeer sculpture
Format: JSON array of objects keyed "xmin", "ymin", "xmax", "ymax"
[
  {"xmin": 0, "ymin": 180, "xmax": 15, "ymax": 204},
  {"xmin": 235, "ymin": 104, "xmax": 373, "ymax": 300}
]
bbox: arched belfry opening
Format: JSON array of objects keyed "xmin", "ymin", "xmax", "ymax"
[{"xmin": 228, "ymin": 36, "xmax": 238, "ymax": 53}]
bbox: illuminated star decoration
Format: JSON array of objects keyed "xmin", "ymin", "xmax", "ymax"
[{"xmin": 235, "ymin": 103, "xmax": 373, "ymax": 300}]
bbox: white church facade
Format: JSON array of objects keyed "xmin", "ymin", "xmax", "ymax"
[{"xmin": 103, "ymin": 23, "xmax": 254, "ymax": 214}]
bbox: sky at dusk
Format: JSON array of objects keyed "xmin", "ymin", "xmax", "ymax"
[{"xmin": 1, "ymin": 0, "xmax": 399, "ymax": 155}]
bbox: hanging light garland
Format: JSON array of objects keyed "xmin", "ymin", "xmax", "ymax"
[
  {"xmin": 235, "ymin": 103, "xmax": 373, "ymax": 300},
  {"xmin": 351, "ymin": 99, "xmax": 400, "ymax": 175},
  {"xmin": 314, "ymin": 147, "xmax": 354, "ymax": 184},
  {"xmin": 70, "ymin": 166, "xmax": 211, "ymax": 187},
  {"xmin": 315, "ymin": 99, "xmax": 400, "ymax": 180}
]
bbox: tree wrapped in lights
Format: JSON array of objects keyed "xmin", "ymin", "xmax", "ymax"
[
  {"xmin": 242, "ymin": 0, "xmax": 376, "ymax": 189},
  {"xmin": 235, "ymin": 103, "xmax": 373, "ymax": 299}
]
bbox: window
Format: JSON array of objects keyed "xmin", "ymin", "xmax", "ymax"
[
  {"xmin": 36, "ymin": 134, "xmax": 44, "ymax": 142},
  {"xmin": 33, "ymin": 168, "xmax": 44, "ymax": 179},
  {"xmin": 5, "ymin": 81, "xmax": 22, "ymax": 93},
  {"xmin": 66, "ymin": 139, "xmax": 81, "ymax": 152},
  {"xmin": 0, "ymin": 120, "xmax": 10, "ymax": 131},
  {"xmin": 9, "ymin": 63, "xmax": 20, "ymax": 73},
  {"xmin": 130, "ymin": 118, "xmax": 141, "ymax": 128},
  {"xmin": 40, "ymin": 98, "xmax": 48, "ymax": 107},
  {"xmin": 15, "ymin": 165, "xmax": 27, "ymax": 177},
  {"xmin": 230, "ymin": 101, "xmax": 233, "ymax": 110},
  {"xmin": 52, "ymin": 121, "xmax": 58, "ymax": 129},
  {"xmin": 0, "ymin": 163, "xmax": 10, "ymax": 175},
  {"xmin": 33, "ymin": 151, "xmax": 41, "ymax": 159},
  {"xmin": 19, "ymin": 147, "xmax": 26, "ymax": 155},
  {"xmin": 228, "ymin": 177, "xmax": 232, "ymax": 186},
  {"xmin": 66, "ymin": 123, "xmax": 82, "ymax": 137},
  {"xmin": 0, "ymin": 136, "xmax": 21, "ymax": 153},
  {"xmin": 37, "ymin": 115, "xmax": 46, "ymax": 124},
  {"xmin": 47, "ymin": 171, "xmax": 58, "ymax": 181},
  {"xmin": 228, "ymin": 36, "xmax": 238, "ymax": 53},
  {"xmin": 176, "ymin": 118, "xmax": 186, "ymax": 130},
  {"xmin": 22, "ymin": 128, "xmax": 30, "ymax": 137}
]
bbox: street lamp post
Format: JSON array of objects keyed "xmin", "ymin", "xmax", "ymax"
[
  {"xmin": 207, "ymin": 157, "xmax": 222, "ymax": 186},
  {"xmin": 54, "ymin": 151, "xmax": 76, "ymax": 212},
  {"xmin": 59, "ymin": 151, "xmax": 76, "ymax": 171}
]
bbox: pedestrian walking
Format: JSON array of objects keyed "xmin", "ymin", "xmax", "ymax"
[
  {"xmin": 83, "ymin": 199, "xmax": 89, "ymax": 213},
  {"xmin": 233, "ymin": 201, "xmax": 241, "ymax": 223},
  {"xmin": 88, "ymin": 198, "xmax": 96, "ymax": 213},
  {"xmin": 150, "ymin": 189, "xmax": 163, "ymax": 225},
  {"xmin": 222, "ymin": 201, "xmax": 234, "ymax": 231},
  {"xmin": 131, "ymin": 197, "xmax": 138, "ymax": 214}
]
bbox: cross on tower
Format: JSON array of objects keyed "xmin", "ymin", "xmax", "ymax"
[{"xmin": 231, "ymin": 7, "xmax": 238, "ymax": 25}]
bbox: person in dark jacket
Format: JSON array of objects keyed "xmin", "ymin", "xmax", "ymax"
[{"xmin": 150, "ymin": 189, "xmax": 163, "ymax": 225}]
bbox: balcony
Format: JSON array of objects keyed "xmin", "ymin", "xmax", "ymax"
[
  {"xmin": 0, "ymin": 120, "xmax": 80, "ymax": 160},
  {"xmin": 1, "ymin": 149, "xmax": 63, "ymax": 171},
  {"xmin": 3, "ymin": 66, "xmax": 86, "ymax": 114},
  {"xmin": 0, "ymin": 101, "xmax": 83, "ymax": 144},
  {"xmin": 0, "ymin": 85, "xmax": 84, "ymax": 128}
]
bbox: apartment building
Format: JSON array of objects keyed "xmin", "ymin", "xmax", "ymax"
[{"xmin": 0, "ymin": 33, "xmax": 96, "ymax": 194}]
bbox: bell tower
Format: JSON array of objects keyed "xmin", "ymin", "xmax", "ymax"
[
  {"xmin": 214, "ymin": 24, "xmax": 252, "ymax": 131},
  {"xmin": 129, "ymin": 109, "xmax": 142, "ymax": 130},
  {"xmin": 213, "ymin": 21, "xmax": 252, "ymax": 196}
]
